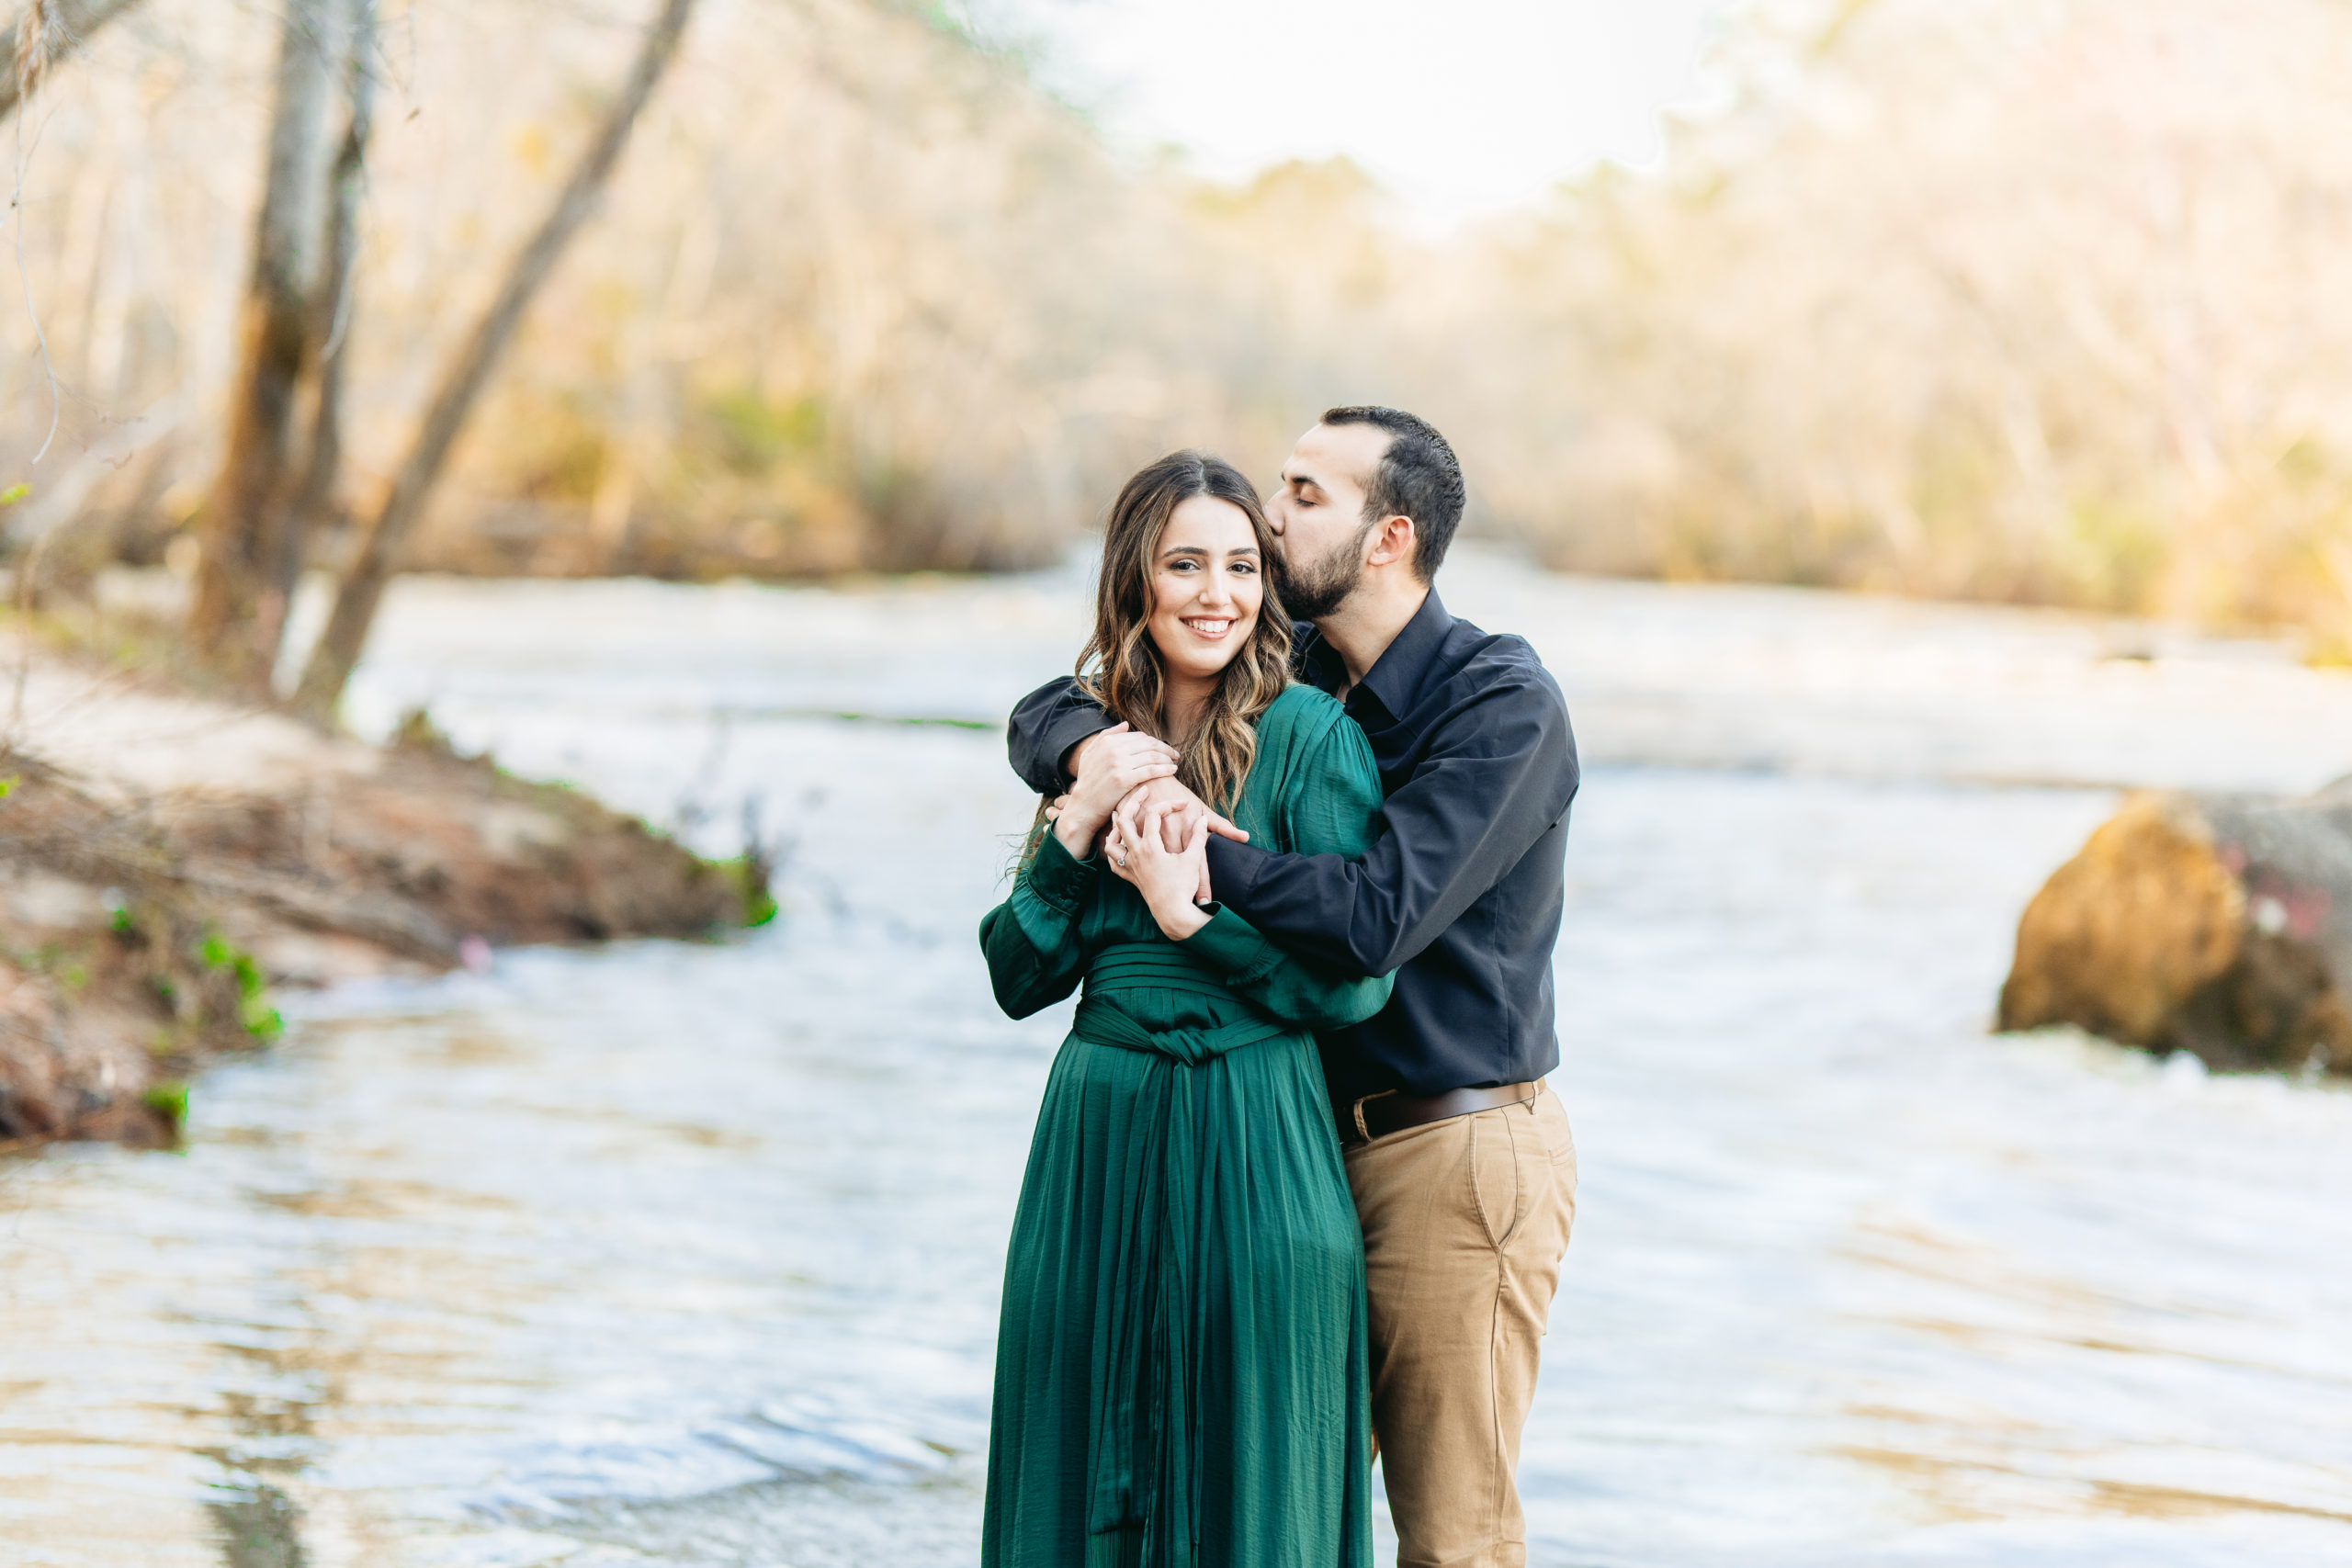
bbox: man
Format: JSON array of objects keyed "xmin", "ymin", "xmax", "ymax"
[{"xmin": 1006, "ymin": 407, "xmax": 1579, "ymax": 1568}]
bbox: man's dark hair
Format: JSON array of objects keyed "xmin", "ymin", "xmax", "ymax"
[{"xmin": 1320, "ymin": 405, "xmax": 1465, "ymax": 581}]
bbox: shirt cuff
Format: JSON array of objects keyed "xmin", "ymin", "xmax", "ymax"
[
  {"xmin": 1203, "ymin": 837, "xmax": 1271, "ymax": 910},
  {"xmin": 1039, "ymin": 709, "xmax": 1120, "ymax": 793},
  {"xmin": 1023, "ymin": 826, "xmax": 1098, "ymax": 914},
  {"xmin": 1176, "ymin": 904, "xmax": 1284, "ymax": 985}
]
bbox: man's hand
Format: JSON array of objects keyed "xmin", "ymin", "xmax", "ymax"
[
  {"xmin": 1050, "ymin": 722, "xmax": 1179, "ymax": 861},
  {"xmin": 1110, "ymin": 775, "xmax": 1248, "ymax": 904},
  {"xmin": 1066, "ymin": 724, "xmax": 1177, "ymax": 791}
]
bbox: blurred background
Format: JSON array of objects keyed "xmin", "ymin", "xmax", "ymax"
[
  {"xmin": 12, "ymin": 0, "xmax": 2352, "ymax": 637},
  {"xmin": 2, "ymin": 1, "xmax": 2350, "ymax": 1565}
]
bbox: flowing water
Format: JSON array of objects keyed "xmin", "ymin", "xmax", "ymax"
[{"xmin": 6, "ymin": 549, "xmax": 2352, "ymax": 1567}]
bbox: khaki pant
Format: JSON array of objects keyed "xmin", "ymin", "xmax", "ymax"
[{"xmin": 1344, "ymin": 1084, "xmax": 1577, "ymax": 1568}]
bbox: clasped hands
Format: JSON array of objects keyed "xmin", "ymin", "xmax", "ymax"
[{"xmin": 1046, "ymin": 723, "xmax": 1249, "ymax": 940}]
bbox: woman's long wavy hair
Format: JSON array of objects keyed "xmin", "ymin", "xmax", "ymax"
[{"xmin": 1075, "ymin": 450, "xmax": 1294, "ymax": 815}]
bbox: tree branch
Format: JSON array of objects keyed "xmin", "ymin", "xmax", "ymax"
[{"xmin": 1, "ymin": 0, "xmax": 142, "ymax": 123}]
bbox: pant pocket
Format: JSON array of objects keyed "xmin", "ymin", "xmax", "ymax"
[{"xmin": 1466, "ymin": 1111, "xmax": 1526, "ymax": 1250}]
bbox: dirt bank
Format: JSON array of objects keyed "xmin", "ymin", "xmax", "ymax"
[{"xmin": 0, "ymin": 639, "xmax": 757, "ymax": 1147}]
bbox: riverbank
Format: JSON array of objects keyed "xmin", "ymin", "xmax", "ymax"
[{"xmin": 0, "ymin": 631, "xmax": 757, "ymax": 1147}]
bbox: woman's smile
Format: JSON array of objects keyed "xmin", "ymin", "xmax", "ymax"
[{"xmin": 1147, "ymin": 491, "xmax": 1266, "ymax": 717}]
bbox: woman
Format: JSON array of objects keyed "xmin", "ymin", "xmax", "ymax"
[{"xmin": 979, "ymin": 451, "xmax": 1391, "ymax": 1566}]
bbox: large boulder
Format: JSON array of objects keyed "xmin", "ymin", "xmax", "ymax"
[{"xmin": 1998, "ymin": 780, "xmax": 2352, "ymax": 1072}]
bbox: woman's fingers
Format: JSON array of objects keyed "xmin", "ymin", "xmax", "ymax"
[
  {"xmin": 1104, "ymin": 798, "xmax": 1208, "ymax": 903},
  {"xmin": 1119, "ymin": 799, "xmax": 1157, "ymax": 860},
  {"xmin": 1180, "ymin": 810, "xmax": 1213, "ymax": 904},
  {"xmin": 1127, "ymin": 802, "xmax": 1170, "ymax": 864}
]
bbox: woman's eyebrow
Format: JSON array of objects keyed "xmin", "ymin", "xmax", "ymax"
[{"xmin": 1158, "ymin": 543, "xmax": 1258, "ymax": 559}]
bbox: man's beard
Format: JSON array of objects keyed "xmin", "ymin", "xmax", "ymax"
[{"xmin": 1273, "ymin": 526, "xmax": 1371, "ymax": 620}]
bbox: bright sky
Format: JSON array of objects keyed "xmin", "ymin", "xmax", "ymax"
[{"xmin": 972, "ymin": 0, "xmax": 1739, "ymax": 227}]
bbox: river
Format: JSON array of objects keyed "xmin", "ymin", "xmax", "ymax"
[{"xmin": 5, "ymin": 548, "xmax": 2351, "ymax": 1567}]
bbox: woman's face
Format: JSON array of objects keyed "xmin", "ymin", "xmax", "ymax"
[{"xmin": 1147, "ymin": 494, "xmax": 1264, "ymax": 686}]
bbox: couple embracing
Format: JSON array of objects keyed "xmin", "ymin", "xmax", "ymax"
[{"xmin": 979, "ymin": 407, "xmax": 1580, "ymax": 1568}]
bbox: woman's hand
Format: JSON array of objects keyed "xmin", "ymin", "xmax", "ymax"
[
  {"xmin": 1052, "ymin": 722, "xmax": 1178, "ymax": 862},
  {"xmin": 1105, "ymin": 795, "xmax": 1211, "ymax": 940}
]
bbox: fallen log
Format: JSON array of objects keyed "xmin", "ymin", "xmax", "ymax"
[{"xmin": 1998, "ymin": 778, "xmax": 2352, "ymax": 1073}]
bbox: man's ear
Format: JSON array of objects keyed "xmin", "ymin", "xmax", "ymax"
[{"xmin": 1366, "ymin": 514, "xmax": 1416, "ymax": 570}]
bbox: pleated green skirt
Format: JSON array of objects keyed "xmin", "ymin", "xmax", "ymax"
[{"xmin": 982, "ymin": 948, "xmax": 1375, "ymax": 1567}]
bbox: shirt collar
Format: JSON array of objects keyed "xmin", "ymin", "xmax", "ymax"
[{"xmin": 1294, "ymin": 588, "xmax": 1454, "ymax": 720}]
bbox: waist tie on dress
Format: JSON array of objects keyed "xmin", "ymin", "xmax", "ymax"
[{"xmin": 1070, "ymin": 944, "xmax": 1295, "ymax": 1562}]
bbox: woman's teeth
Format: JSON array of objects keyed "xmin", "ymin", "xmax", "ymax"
[{"xmin": 1182, "ymin": 618, "xmax": 1233, "ymax": 637}]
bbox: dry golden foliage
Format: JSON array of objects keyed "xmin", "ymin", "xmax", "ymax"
[
  {"xmin": 1476, "ymin": 0, "xmax": 2352, "ymax": 648},
  {"xmin": 2, "ymin": 0, "xmax": 2350, "ymax": 650}
]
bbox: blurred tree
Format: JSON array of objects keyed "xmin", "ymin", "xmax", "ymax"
[
  {"xmin": 294, "ymin": 0, "xmax": 696, "ymax": 720},
  {"xmin": 188, "ymin": 0, "xmax": 360, "ymax": 682},
  {"xmin": 280, "ymin": 0, "xmax": 376, "ymax": 616},
  {"xmin": 1, "ymin": 0, "xmax": 143, "ymax": 123}
]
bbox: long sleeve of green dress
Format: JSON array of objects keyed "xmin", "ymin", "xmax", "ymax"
[
  {"xmin": 978, "ymin": 684, "xmax": 1389, "ymax": 1568},
  {"xmin": 982, "ymin": 828, "xmax": 1098, "ymax": 1019}
]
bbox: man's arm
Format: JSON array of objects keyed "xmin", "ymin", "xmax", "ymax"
[
  {"xmin": 1204, "ymin": 677, "xmax": 1577, "ymax": 976},
  {"xmin": 1008, "ymin": 678, "xmax": 1118, "ymax": 795}
]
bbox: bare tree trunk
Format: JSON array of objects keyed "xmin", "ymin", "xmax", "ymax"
[
  {"xmin": 188, "ymin": 0, "xmax": 352, "ymax": 682},
  {"xmin": 278, "ymin": 0, "xmax": 377, "ymax": 625},
  {"xmin": 2, "ymin": 0, "xmax": 142, "ymax": 123},
  {"xmin": 294, "ymin": 0, "xmax": 696, "ymax": 721}
]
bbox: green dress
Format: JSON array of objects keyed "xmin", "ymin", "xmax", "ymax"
[{"xmin": 979, "ymin": 683, "xmax": 1393, "ymax": 1568}]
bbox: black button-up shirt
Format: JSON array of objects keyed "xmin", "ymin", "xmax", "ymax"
[{"xmin": 1006, "ymin": 589, "xmax": 1579, "ymax": 1107}]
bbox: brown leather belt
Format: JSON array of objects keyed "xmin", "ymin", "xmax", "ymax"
[{"xmin": 1340, "ymin": 1081, "xmax": 1542, "ymax": 1145}]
